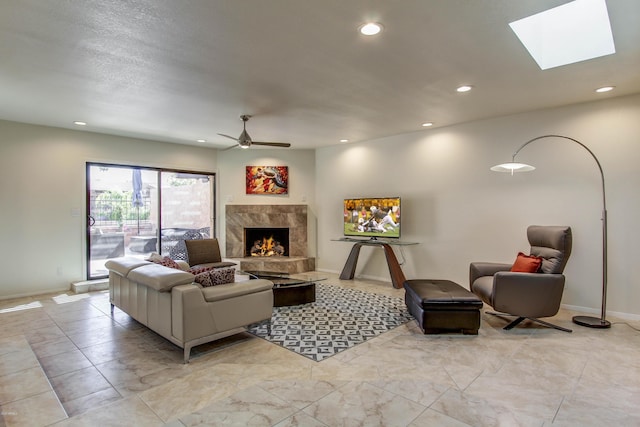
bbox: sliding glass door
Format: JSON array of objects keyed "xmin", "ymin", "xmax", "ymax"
[
  {"xmin": 86, "ymin": 163, "xmax": 215, "ymax": 279},
  {"xmin": 158, "ymin": 172, "xmax": 214, "ymax": 261}
]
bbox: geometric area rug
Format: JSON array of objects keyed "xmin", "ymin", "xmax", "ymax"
[{"xmin": 247, "ymin": 283, "xmax": 413, "ymax": 362}]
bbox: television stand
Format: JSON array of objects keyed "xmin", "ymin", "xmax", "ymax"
[{"xmin": 332, "ymin": 238, "xmax": 418, "ymax": 289}]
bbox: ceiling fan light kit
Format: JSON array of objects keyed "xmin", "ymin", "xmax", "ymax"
[{"xmin": 218, "ymin": 115, "xmax": 291, "ymax": 150}]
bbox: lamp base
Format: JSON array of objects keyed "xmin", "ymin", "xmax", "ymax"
[{"xmin": 572, "ymin": 315, "xmax": 611, "ymax": 328}]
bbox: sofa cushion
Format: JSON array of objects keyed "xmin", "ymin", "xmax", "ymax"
[
  {"xmin": 127, "ymin": 263, "xmax": 195, "ymax": 292},
  {"xmin": 190, "ymin": 261, "xmax": 237, "ymax": 270},
  {"xmin": 105, "ymin": 257, "xmax": 151, "ymax": 276},
  {"xmin": 185, "ymin": 239, "xmax": 222, "ymax": 266},
  {"xmin": 201, "ymin": 279, "xmax": 274, "ymax": 303}
]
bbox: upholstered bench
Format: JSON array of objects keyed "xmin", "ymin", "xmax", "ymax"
[{"xmin": 404, "ymin": 279, "xmax": 482, "ymax": 335}]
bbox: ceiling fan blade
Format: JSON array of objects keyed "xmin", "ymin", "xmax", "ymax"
[
  {"xmin": 251, "ymin": 141, "xmax": 291, "ymax": 148},
  {"xmin": 217, "ymin": 133, "xmax": 239, "ymax": 141},
  {"xmin": 222, "ymin": 144, "xmax": 238, "ymax": 151}
]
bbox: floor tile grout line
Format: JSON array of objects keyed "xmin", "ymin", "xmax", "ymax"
[
  {"xmin": 23, "ymin": 333, "xmax": 71, "ymax": 421},
  {"xmin": 3, "ymin": 279, "xmax": 639, "ymax": 426},
  {"xmin": 32, "ymin": 301, "xmax": 129, "ymax": 418}
]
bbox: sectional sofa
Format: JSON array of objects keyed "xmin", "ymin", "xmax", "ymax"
[{"xmin": 105, "ymin": 257, "xmax": 274, "ymax": 362}]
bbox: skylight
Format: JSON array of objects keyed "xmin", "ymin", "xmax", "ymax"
[{"xmin": 509, "ymin": 0, "xmax": 615, "ymax": 70}]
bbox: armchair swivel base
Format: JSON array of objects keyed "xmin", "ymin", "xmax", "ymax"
[{"xmin": 486, "ymin": 311, "xmax": 572, "ymax": 333}]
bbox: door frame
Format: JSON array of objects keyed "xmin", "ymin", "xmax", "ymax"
[{"xmin": 85, "ymin": 162, "xmax": 217, "ymax": 280}]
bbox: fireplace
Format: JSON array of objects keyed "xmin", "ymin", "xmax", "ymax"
[
  {"xmin": 225, "ymin": 204, "xmax": 315, "ymax": 273},
  {"xmin": 245, "ymin": 227, "xmax": 289, "ymax": 257}
]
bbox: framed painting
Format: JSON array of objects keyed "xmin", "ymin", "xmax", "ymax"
[{"xmin": 246, "ymin": 166, "xmax": 288, "ymax": 195}]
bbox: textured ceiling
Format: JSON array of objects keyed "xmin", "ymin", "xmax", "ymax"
[{"xmin": 0, "ymin": 0, "xmax": 639, "ymax": 150}]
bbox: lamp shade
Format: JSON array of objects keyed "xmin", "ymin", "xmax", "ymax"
[{"xmin": 490, "ymin": 162, "xmax": 536, "ymax": 173}]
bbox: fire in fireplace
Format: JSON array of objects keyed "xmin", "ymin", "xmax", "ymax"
[{"xmin": 244, "ymin": 227, "xmax": 289, "ymax": 257}]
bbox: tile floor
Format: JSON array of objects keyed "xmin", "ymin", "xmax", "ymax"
[{"xmin": 0, "ymin": 273, "xmax": 639, "ymax": 426}]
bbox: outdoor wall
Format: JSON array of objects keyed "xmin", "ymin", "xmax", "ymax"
[
  {"xmin": 0, "ymin": 120, "xmax": 218, "ymax": 298},
  {"xmin": 316, "ymin": 93, "xmax": 640, "ymax": 319}
]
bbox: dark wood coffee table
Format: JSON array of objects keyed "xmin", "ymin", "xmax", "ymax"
[{"xmin": 243, "ymin": 271, "xmax": 327, "ymax": 307}]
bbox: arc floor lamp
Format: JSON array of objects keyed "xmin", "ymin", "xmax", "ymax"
[{"xmin": 491, "ymin": 134, "xmax": 611, "ymax": 328}]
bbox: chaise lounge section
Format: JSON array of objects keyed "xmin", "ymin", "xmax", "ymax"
[{"xmin": 106, "ymin": 257, "xmax": 274, "ymax": 363}]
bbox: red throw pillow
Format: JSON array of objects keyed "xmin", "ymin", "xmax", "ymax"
[{"xmin": 510, "ymin": 252, "xmax": 543, "ymax": 273}]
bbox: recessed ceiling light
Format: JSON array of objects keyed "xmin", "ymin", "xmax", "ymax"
[
  {"xmin": 509, "ymin": 0, "xmax": 615, "ymax": 70},
  {"xmin": 456, "ymin": 85, "xmax": 473, "ymax": 93},
  {"xmin": 595, "ymin": 86, "xmax": 615, "ymax": 93},
  {"xmin": 421, "ymin": 122, "xmax": 434, "ymax": 127},
  {"xmin": 73, "ymin": 121, "xmax": 87, "ymax": 126},
  {"xmin": 359, "ymin": 22, "xmax": 383, "ymax": 36},
  {"xmin": 196, "ymin": 139, "xmax": 206, "ymax": 143},
  {"xmin": 340, "ymin": 139, "xmax": 349, "ymax": 143}
]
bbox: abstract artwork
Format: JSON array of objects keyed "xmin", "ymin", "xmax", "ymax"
[{"xmin": 246, "ymin": 166, "xmax": 288, "ymax": 194}]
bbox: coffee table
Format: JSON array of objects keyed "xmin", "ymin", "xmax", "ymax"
[{"xmin": 243, "ymin": 271, "xmax": 327, "ymax": 307}]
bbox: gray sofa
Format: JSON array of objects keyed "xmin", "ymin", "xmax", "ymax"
[{"xmin": 105, "ymin": 257, "xmax": 273, "ymax": 362}]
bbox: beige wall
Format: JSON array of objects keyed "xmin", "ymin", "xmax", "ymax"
[
  {"xmin": 216, "ymin": 148, "xmax": 317, "ymax": 258},
  {"xmin": 0, "ymin": 120, "xmax": 218, "ymax": 298},
  {"xmin": 316, "ymin": 93, "xmax": 640, "ymax": 319},
  {"xmin": 2, "ymin": 93, "xmax": 639, "ymax": 319}
]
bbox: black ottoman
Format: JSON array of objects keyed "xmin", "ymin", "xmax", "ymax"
[{"xmin": 404, "ymin": 279, "xmax": 482, "ymax": 335}]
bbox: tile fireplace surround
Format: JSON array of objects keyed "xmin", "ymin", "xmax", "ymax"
[{"xmin": 225, "ymin": 204, "xmax": 314, "ymax": 273}]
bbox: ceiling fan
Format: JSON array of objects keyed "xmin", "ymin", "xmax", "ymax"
[{"xmin": 218, "ymin": 115, "xmax": 291, "ymax": 149}]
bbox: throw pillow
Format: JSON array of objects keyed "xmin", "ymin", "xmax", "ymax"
[
  {"xmin": 209, "ymin": 267, "xmax": 236, "ymax": 286},
  {"xmin": 194, "ymin": 271, "xmax": 215, "ymax": 287},
  {"xmin": 511, "ymin": 252, "xmax": 543, "ymax": 273},
  {"xmin": 189, "ymin": 265, "xmax": 217, "ymax": 275},
  {"xmin": 194, "ymin": 267, "xmax": 236, "ymax": 287},
  {"xmin": 149, "ymin": 255, "xmax": 182, "ymax": 270},
  {"xmin": 146, "ymin": 252, "xmax": 164, "ymax": 262}
]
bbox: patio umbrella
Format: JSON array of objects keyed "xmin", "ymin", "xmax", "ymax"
[{"xmin": 131, "ymin": 169, "xmax": 144, "ymax": 234}]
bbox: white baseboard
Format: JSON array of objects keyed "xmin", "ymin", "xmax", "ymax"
[
  {"xmin": 307, "ymin": 269, "xmax": 640, "ymax": 321},
  {"xmin": 0, "ymin": 286, "xmax": 70, "ymax": 301},
  {"xmin": 561, "ymin": 303, "xmax": 640, "ymax": 322}
]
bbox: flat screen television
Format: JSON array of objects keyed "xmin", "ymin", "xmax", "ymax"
[{"xmin": 343, "ymin": 197, "xmax": 401, "ymax": 239}]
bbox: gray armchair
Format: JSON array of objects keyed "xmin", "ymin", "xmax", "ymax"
[{"xmin": 469, "ymin": 225, "xmax": 573, "ymax": 332}]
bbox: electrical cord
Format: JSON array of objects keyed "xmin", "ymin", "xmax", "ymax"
[
  {"xmin": 612, "ymin": 322, "xmax": 640, "ymax": 332},
  {"xmin": 397, "ymin": 245, "xmax": 406, "ymax": 266}
]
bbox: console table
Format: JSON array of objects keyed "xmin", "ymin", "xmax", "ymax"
[{"xmin": 333, "ymin": 238, "xmax": 418, "ymax": 289}]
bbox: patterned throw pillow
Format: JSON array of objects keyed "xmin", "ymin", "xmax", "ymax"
[
  {"xmin": 189, "ymin": 265, "xmax": 217, "ymax": 275},
  {"xmin": 149, "ymin": 255, "xmax": 182, "ymax": 270},
  {"xmin": 194, "ymin": 271, "xmax": 215, "ymax": 287},
  {"xmin": 194, "ymin": 267, "xmax": 236, "ymax": 287},
  {"xmin": 210, "ymin": 267, "xmax": 235, "ymax": 285}
]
